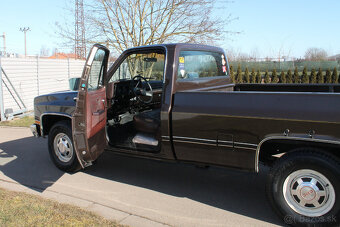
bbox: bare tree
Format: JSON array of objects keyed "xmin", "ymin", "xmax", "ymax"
[
  {"xmin": 304, "ymin": 47, "xmax": 328, "ymax": 61},
  {"xmin": 56, "ymin": 0, "xmax": 236, "ymax": 55},
  {"xmin": 224, "ymin": 47, "xmax": 250, "ymax": 62},
  {"xmin": 224, "ymin": 47, "xmax": 237, "ymax": 62},
  {"xmin": 40, "ymin": 46, "xmax": 50, "ymax": 57},
  {"xmin": 249, "ymin": 48, "xmax": 260, "ymax": 61},
  {"xmin": 52, "ymin": 48, "xmax": 59, "ymax": 57}
]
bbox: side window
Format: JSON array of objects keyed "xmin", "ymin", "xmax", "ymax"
[
  {"xmin": 110, "ymin": 52, "xmax": 165, "ymax": 82},
  {"xmin": 177, "ymin": 51, "xmax": 228, "ymax": 80},
  {"xmin": 88, "ymin": 49, "xmax": 106, "ymax": 91}
]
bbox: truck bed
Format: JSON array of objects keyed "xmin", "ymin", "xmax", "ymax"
[
  {"xmin": 171, "ymin": 87, "xmax": 340, "ymax": 170},
  {"xmin": 234, "ymin": 83, "xmax": 340, "ymax": 93}
]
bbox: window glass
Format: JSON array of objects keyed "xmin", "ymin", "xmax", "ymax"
[
  {"xmin": 88, "ymin": 49, "xmax": 106, "ymax": 91},
  {"xmin": 111, "ymin": 52, "xmax": 165, "ymax": 82},
  {"xmin": 177, "ymin": 51, "xmax": 228, "ymax": 80}
]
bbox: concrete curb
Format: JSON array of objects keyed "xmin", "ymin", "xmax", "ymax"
[
  {"xmin": 0, "ymin": 179, "xmax": 170, "ymax": 227},
  {"xmin": 0, "ymin": 126, "xmax": 30, "ymax": 128}
]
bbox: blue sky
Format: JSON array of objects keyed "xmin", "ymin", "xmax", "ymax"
[
  {"xmin": 0, "ymin": 0, "xmax": 68, "ymax": 55},
  {"xmin": 0, "ymin": 0, "xmax": 339, "ymax": 58},
  {"xmin": 222, "ymin": 0, "xmax": 340, "ymax": 58}
]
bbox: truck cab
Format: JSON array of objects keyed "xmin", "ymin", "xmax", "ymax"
[{"xmin": 32, "ymin": 43, "xmax": 230, "ymax": 169}]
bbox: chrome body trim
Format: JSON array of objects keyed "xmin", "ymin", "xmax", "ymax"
[
  {"xmin": 235, "ymin": 141, "xmax": 258, "ymax": 147},
  {"xmin": 219, "ymin": 141, "xmax": 234, "ymax": 148},
  {"xmin": 173, "ymin": 136, "xmax": 216, "ymax": 143},
  {"xmin": 162, "ymin": 46, "xmax": 168, "ymax": 87},
  {"xmin": 30, "ymin": 124, "xmax": 39, "ymax": 137},
  {"xmin": 218, "ymin": 144, "xmax": 234, "ymax": 148},
  {"xmin": 222, "ymin": 91, "xmax": 340, "ymax": 96},
  {"xmin": 161, "ymin": 135, "xmax": 170, "ymax": 142},
  {"xmin": 168, "ymin": 135, "xmax": 257, "ymax": 150},
  {"xmin": 219, "ymin": 140, "xmax": 233, "ymax": 145},
  {"xmin": 173, "ymin": 140, "xmax": 215, "ymax": 146},
  {"xmin": 235, "ymin": 146, "xmax": 257, "ymax": 151},
  {"xmin": 40, "ymin": 112, "xmax": 73, "ymax": 137},
  {"xmin": 133, "ymin": 133, "xmax": 159, "ymax": 146},
  {"xmin": 255, "ymin": 136, "xmax": 340, "ymax": 173}
]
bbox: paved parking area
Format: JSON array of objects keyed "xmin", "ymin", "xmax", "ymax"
[{"xmin": 0, "ymin": 127, "xmax": 284, "ymax": 226}]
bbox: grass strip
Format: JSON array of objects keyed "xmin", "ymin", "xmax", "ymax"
[
  {"xmin": 0, "ymin": 116, "xmax": 34, "ymax": 127},
  {"xmin": 0, "ymin": 187, "xmax": 124, "ymax": 226}
]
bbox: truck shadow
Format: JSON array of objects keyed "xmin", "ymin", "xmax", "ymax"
[
  {"xmin": 0, "ymin": 136, "xmax": 65, "ymax": 191},
  {"xmin": 86, "ymin": 151, "xmax": 283, "ymax": 225},
  {"xmin": 0, "ymin": 136, "xmax": 283, "ymax": 225}
]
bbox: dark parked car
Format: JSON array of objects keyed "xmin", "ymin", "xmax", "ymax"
[{"xmin": 31, "ymin": 43, "xmax": 340, "ymax": 226}]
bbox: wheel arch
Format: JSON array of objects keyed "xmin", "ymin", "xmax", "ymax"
[
  {"xmin": 40, "ymin": 113, "xmax": 72, "ymax": 136},
  {"xmin": 255, "ymin": 136, "xmax": 340, "ymax": 172}
]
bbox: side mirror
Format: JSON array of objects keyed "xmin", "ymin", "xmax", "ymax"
[{"xmin": 69, "ymin": 77, "xmax": 81, "ymax": 91}]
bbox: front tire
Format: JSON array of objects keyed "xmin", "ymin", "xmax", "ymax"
[
  {"xmin": 266, "ymin": 149, "xmax": 339, "ymax": 226},
  {"xmin": 48, "ymin": 121, "xmax": 80, "ymax": 172}
]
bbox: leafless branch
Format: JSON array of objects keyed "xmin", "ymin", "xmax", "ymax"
[{"xmin": 56, "ymin": 0, "xmax": 237, "ymax": 55}]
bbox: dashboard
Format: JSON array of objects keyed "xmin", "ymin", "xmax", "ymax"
[{"xmin": 107, "ymin": 79, "xmax": 163, "ymax": 118}]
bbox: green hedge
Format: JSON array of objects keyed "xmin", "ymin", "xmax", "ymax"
[
  {"xmin": 229, "ymin": 66, "xmax": 339, "ymax": 84},
  {"xmin": 230, "ymin": 60, "xmax": 339, "ymax": 72}
]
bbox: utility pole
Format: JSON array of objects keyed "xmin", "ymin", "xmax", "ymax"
[
  {"xmin": 0, "ymin": 32, "xmax": 6, "ymax": 56},
  {"xmin": 20, "ymin": 27, "xmax": 30, "ymax": 57},
  {"xmin": 75, "ymin": 0, "xmax": 86, "ymax": 59}
]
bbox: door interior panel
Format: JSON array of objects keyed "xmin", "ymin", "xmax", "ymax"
[{"xmin": 86, "ymin": 87, "xmax": 106, "ymax": 138}]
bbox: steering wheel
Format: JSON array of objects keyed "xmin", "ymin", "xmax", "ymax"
[{"xmin": 132, "ymin": 75, "xmax": 153, "ymax": 104}]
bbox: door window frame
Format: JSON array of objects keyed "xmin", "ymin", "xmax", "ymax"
[
  {"xmin": 107, "ymin": 47, "xmax": 168, "ymax": 84},
  {"xmin": 87, "ymin": 49, "xmax": 107, "ymax": 91}
]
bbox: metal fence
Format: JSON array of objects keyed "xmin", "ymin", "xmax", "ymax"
[{"xmin": 0, "ymin": 57, "xmax": 85, "ymax": 120}]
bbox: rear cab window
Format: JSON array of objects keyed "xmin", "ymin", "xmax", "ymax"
[{"xmin": 177, "ymin": 51, "xmax": 229, "ymax": 81}]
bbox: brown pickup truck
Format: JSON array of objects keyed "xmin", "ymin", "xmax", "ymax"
[{"xmin": 31, "ymin": 43, "xmax": 340, "ymax": 226}]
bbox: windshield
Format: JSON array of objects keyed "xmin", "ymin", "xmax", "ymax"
[{"xmin": 111, "ymin": 52, "xmax": 165, "ymax": 82}]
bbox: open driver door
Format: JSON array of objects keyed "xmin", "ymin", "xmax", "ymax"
[{"xmin": 72, "ymin": 44, "xmax": 109, "ymax": 168}]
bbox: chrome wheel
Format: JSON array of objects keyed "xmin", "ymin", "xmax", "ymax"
[
  {"xmin": 283, "ymin": 169, "xmax": 335, "ymax": 217},
  {"xmin": 53, "ymin": 133, "xmax": 74, "ymax": 163}
]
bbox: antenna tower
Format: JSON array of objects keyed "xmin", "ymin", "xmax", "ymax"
[{"xmin": 75, "ymin": 0, "xmax": 86, "ymax": 59}]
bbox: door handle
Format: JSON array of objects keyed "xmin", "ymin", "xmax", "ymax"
[
  {"xmin": 92, "ymin": 109, "xmax": 105, "ymax": 116},
  {"xmin": 96, "ymin": 99, "xmax": 105, "ymax": 104}
]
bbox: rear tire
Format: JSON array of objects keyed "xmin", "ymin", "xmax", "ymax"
[
  {"xmin": 48, "ymin": 121, "xmax": 80, "ymax": 172},
  {"xmin": 266, "ymin": 149, "xmax": 340, "ymax": 226}
]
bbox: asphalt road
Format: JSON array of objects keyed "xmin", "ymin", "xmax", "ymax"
[{"xmin": 0, "ymin": 127, "xmax": 284, "ymax": 226}]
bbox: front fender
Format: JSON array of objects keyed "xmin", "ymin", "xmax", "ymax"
[{"xmin": 40, "ymin": 113, "xmax": 73, "ymax": 136}]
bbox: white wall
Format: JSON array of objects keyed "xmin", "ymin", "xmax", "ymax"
[{"xmin": 0, "ymin": 57, "xmax": 85, "ymax": 113}]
